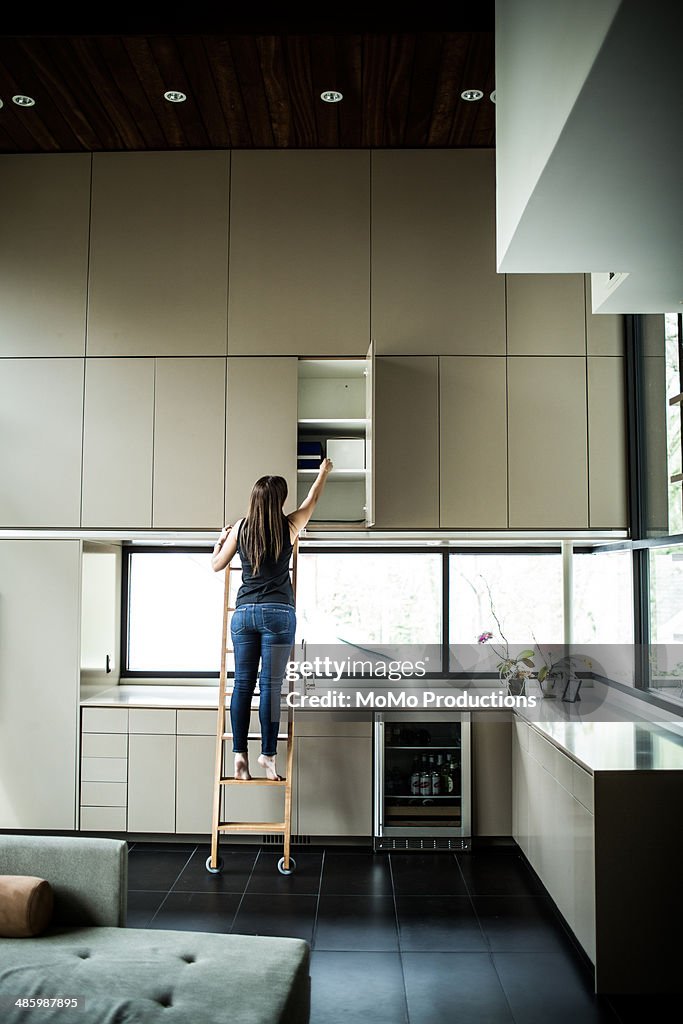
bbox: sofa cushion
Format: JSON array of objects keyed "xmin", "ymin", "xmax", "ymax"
[
  {"xmin": 0, "ymin": 876, "xmax": 54, "ymax": 937},
  {"xmin": 0, "ymin": 927, "xmax": 310, "ymax": 1024}
]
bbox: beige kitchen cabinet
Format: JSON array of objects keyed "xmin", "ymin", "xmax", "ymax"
[
  {"xmin": 585, "ymin": 277, "xmax": 625, "ymax": 355},
  {"xmin": 176, "ymin": 710, "xmax": 219, "ymax": 835},
  {"xmin": 296, "ymin": 351, "xmax": 374, "ymax": 526},
  {"xmin": 0, "ymin": 154, "xmax": 90, "ymax": 356},
  {"xmin": 439, "ymin": 357, "xmax": 508, "ymax": 528},
  {"xmin": 374, "ymin": 356, "xmax": 439, "ymax": 528},
  {"xmin": 295, "ymin": 714, "xmax": 372, "ymax": 837},
  {"xmin": 153, "ymin": 357, "xmax": 226, "ymax": 528},
  {"xmin": 508, "ymin": 356, "xmax": 588, "ymax": 527},
  {"xmin": 587, "ymin": 357, "xmax": 628, "ymax": 528},
  {"xmin": 0, "ymin": 359, "xmax": 84, "ymax": 527},
  {"xmin": 371, "ymin": 150, "xmax": 505, "ymax": 355},
  {"xmin": 513, "ymin": 720, "xmax": 595, "ymax": 963},
  {"xmin": 225, "ymin": 357, "xmax": 298, "ymax": 524},
  {"xmin": 87, "ymin": 151, "xmax": 229, "ymax": 356},
  {"xmin": 80, "ymin": 727, "xmax": 128, "ymax": 834},
  {"xmin": 506, "ymin": 274, "xmax": 586, "ymax": 355},
  {"xmin": 176, "ymin": 734, "xmax": 215, "ymax": 834},
  {"xmin": 0, "ymin": 541, "xmax": 80, "ymax": 831},
  {"xmin": 228, "ymin": 151, "xmax": 370, "ymax": 355},
  {"xmin": 297, "ymin": 736, "xmax": 372, "ymax": 836},
  {"xmin": 127, "ymin": 733, "xmax": 176, "ymax": 833},
  {"xmin": 81, "ymin": 358, "xmax": 154, "ymax": 528}
]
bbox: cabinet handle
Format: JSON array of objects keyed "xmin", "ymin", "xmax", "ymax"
[{"xmin": 105, "ymin": 654, "xmax": 112, "ymax": 674}]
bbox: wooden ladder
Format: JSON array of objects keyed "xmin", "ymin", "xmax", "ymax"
[{"xmin": 205, "ymin": 539, "xmax": 298, "ymax": 876}]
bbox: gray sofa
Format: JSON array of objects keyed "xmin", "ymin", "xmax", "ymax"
[{"xmin": 0, "ymin": 835, "xmax": 310, "ymax": 1024}]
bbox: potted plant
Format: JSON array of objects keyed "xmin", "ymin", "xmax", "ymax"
[{"xmin": 477, "ymin": 630, "xmax": 535, "ymax": 696}]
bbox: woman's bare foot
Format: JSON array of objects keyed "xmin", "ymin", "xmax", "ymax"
[
  {"xmin": 234, "ymin": 753, "xmax": 251, "ymax": 780},
  {"xmin": 258, "ymin": 753, "xmax": 284, "ymax": 781}
]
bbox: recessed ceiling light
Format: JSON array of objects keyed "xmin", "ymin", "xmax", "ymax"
[
  {"xmin": 12, "ymin": 95, "xmax": 35, "ymax": 107},
  {"xmin": 321, "ymin": 90, "xmax": 343, "ymax": 103},
  {"xmin": 461, "ymin": 89, "xmax": 484, "ymax": 102},
  {"xmin": 164, "ymin": 90, "xmax": 187, "ymax": 103},
  {"xmin": 490, "ymin": 90, "xmax": 497, "ymax": 103}
]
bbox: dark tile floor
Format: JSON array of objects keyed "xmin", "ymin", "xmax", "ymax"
[{"xmin": 127, "ymin": 842, "xmax": 642, "ymax": 1024}]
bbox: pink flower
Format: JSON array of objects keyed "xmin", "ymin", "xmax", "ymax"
[{"xmin": 477, "ymin": 631, "xmax": 494, "ymax": 644}]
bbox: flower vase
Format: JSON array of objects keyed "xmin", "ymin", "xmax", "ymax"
[
  {"xmin": 539, "ymin": 674, "xmax": 558, "ymax": 699},
  {"xmin": 508, "ymin": 677, "xmax": 526, "ymax": 698}
]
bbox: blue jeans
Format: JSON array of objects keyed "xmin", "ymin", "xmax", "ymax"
[{"xmin": 230, "ymin": 603, "xmax": 296, "ymax": 756}]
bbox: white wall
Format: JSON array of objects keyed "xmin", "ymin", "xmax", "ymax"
[
  {"xmin": 496, "ymin": 0, "xmax": 683, "ymax": 312},
  {"xmin": 495, "ymin": 0, "xmax": 620, "ymax": 264}
]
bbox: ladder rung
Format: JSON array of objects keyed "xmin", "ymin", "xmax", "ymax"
[
  {"xmin": 218, "ymin": 822, "xmax": 286, "ymax": 833},
  {"xmin": 221, "ymin": 733, "xmax": 289, "ymax": 741},
  {"xmin": 220, "ymin": 777, "xmax": 286, "ymax": 786}
]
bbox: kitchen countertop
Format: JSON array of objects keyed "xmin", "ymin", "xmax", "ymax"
[{"xmin": 81, "ymin": 682, "xmax": 683, "ymax": 773}]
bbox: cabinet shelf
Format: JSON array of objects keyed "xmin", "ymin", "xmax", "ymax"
[
  {"xmin": 671, "ymin": 473, "xmax": 683, "ymax": 484},
  {"xmin": 298, "ymin": 468, "xmax": 366, "ymax": 482},
  {"xmin": 669, "ymin": 392, "xmax": 683, "ymax": 407},
  {"xmin": 298, "ymin": 417, "xmax": 367, "ymax": 433}
]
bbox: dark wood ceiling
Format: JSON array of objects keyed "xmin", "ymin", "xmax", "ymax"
[{"xmin": 0, "ymin": 27, "xmax": 495, "ymax": 153}]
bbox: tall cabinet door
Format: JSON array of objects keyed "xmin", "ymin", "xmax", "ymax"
[
  {"xmin": 587, "ymin": 357, "xmax": 627, "ymax": 528},
  {"xmin": 228, "ymin": 151, "xmax": 370, "ymax": 355},
  {"xmin": 0, "ymin": 541, "xmax": 80, "ymax": 829},
  {"xmin": 153, "ymin": 357, "xmax": 226, "ymax": 529},
  {"xmin": 508, "ymin": 357, "xmax": 588, "ymax": 528},
  {"xmin": 82, "ymin": 358, "xmax": 154, "ymax": 528},
  {"xmin": 371, "ymin": 150, "xmax": 505, "ymax": 355},
  {"xmin": 87, "ymin": 151, "xmax": 229, "ymax": 356},
  {"xmin": 440, "ymin": 357, "xmax": 508, "ymax": 528},
  {"xmin": 0, "ymin": 153, "xmax": 90, "ymax": 357},
  {"xmin": 0, "ymin": 359, "xmax": 84, "ymax": 527},
  {"xmin": 374, "ymin": 356, "xmax": 439, "ymax": 528},
  {"xmin": 225, "ymin": 358, "xmax": 298, "ymax": 524}
]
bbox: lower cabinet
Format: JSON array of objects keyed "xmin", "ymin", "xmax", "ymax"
[
  {"xmin": 176, "ymin": 735, "xmax": 215, "ymax": 834},
  {"xmin": 128, "ymin": 734, "xmax": 176, "ymax": 833},
  {"xmin": 512, "ymin": 719, "xmax": 595, "ymax": 962},
  {"xmin": 512, "ymin": 717, "xmax": 683, "ymax": 993},
  {"xmin": 82, "ymin": 704, "xmax": 375, "ymax": 837},
  {"xmin": 295, "ymin": 713, "xmax": 372, "ymax": 837}
]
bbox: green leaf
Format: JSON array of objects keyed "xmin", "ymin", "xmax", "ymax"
[
  {"xmin": 538, "ymin": 666, "xmax": 548, "ymax": 682},
  {"xmin": 518, "ymin": 649, "xmax": 535, "ymax": 660}
]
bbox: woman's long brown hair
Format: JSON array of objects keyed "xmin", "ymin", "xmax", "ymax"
[{"xmin": 241, "ymin": 475, "xmax": 289, "ymax": 575}]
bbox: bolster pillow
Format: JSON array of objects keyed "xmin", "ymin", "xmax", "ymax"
[{"xmin": 0, "ymin": 875, "xmax": 54, "ymax": 937}]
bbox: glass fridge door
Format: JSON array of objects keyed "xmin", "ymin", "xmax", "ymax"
[{"xmin": 378, "ymin": 717, "xmax": 467, "ymax": 835}]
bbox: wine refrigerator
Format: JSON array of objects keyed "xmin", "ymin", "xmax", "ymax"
[{"xmin": 373, "ymin": 711, "xmax": 471, "ymax": 851}]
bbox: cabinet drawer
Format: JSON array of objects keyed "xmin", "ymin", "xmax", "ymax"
[
  {"xmin": 514, "ymin": 718, "xmax": 530, "ymax": 751},
  {"xmin": 177, "ymin": 709, "xmax": 218, "ymax": 735},
  {"xmin": 529, "ymin": 729, "xmax": 556, "ymax": 773},
  {"xmin": 82, "ymin": 707, "xmax": 128, "ymax": 733},
  {"xmin": 81, "ymin": 781, "xmax": 127, "ymax": 806},
  {"xmin": 554, "ymin": 748, "xmax": 574, "ymax": 793},
  {"xmin": 81, "ymin": 732, "xmax": 128, "ymax": 758},
  {"xmin": 129, "ymin": 708, "xmax": 176, "ymax": 734},
  {"xmin": 81, "ymin": 756, "xmax": 127, "ymax": 783},
  {"xmin": 572, "ymin": 764, "xmax": 594, "ymax": 813},
  {"xmin": 80, "ymin": 805, "xmax": 127, "ymax": 831}
]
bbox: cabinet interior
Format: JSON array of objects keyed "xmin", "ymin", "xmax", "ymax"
[{"xmin": 297, "ymin": 357, "xmax": 370, "ymax": 525}]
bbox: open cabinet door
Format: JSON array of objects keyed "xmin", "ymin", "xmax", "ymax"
[{"xmin": 365, "ymin": 338, "xmax": 375, "ymax": 526}]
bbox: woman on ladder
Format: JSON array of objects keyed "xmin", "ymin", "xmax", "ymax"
[{"xmin": 211, "ymin": 459, "xmax": 333, "ymax": 782}]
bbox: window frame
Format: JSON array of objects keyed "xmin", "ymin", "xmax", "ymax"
[{"xmin": 120, "ymin": 543, "xmax": 564, "ymax": 681}]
